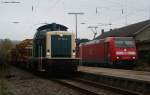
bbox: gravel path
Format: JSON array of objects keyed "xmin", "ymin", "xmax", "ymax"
[{"xmin": 4, "ymin": 66, "xmax": 85, "ymax": 95}]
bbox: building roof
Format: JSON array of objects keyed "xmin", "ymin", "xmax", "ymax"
[{"xmin": 96, "ymin": 20, "xmax": 150, "ymax": 39}]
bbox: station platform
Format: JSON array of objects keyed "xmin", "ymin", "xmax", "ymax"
[{"xmin": 78, "ymin": 66, "xmax": 150, "ymax": 82}]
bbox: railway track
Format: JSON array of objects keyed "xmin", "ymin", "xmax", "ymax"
[
  {"xmin": 53, "ymin": 79, "xmax": 99, "ymax": 95},
  {"xmin": 10, "ymin": 66, "xmax": 147, "ymax": 95},
  {"xmin": 73, "ymin": 78, "xmax": 143, "ymax": 95},
  {"xmin": 52, "ymin": 78, "xmax": 142, "ymax": 95}
]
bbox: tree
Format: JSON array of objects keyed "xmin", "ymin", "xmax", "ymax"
[{"xmin": 0, "ymin": 39, "xmax": 14, "ymax": 65}]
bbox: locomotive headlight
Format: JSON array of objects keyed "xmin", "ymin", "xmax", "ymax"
[
  {"xmin": 59, "ymin": 33, "xmax": 63, "ymax": 37},
  {"xmin": 46, "ymin": 50, "xmax": 50, "ymax": 56},
  {"xmin": 124, "ymin": 48, "xmax": 127, "ymax": 52},
  {"xmin": 116, "ymin": 56, "xmax": 119, "ymax": 59},
  {"xmin": 46, "ymin": 52, "xmax": 50, "ymax": 56},
  {"xmin": 72, "ymin": 49, "xmax": 76, "ymax": 56},
  {"xmin": 132, "ymin": 57, "xmax": 136, "ymax": 59},
  {"xmin": 73, "ymin": 52, "xmax": 76, "ymax": 56}
]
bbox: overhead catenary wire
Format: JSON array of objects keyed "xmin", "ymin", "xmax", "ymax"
[{"xmin": 95, "ymin": 0, "xmax": 149, "ymax": 27}]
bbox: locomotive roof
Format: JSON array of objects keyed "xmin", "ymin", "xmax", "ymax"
[
  {"xmin": 80, "ymin": 37, "xmax": 134, "ymax": 46},
  {"xmin": 80, "ymin": 39, "xmax": 104, "ymax": 46},
  {"xmin": 37, "ymin": 23, "xmax": 68, "ymax": 31},
  {"xmin": 34, "ymin": 23, "xmax": 68, "ymax": 39}
]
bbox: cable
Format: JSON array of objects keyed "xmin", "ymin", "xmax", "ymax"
[{"xmin": 49, "ymin": 0, "xmax": 62, "ymax": 11}]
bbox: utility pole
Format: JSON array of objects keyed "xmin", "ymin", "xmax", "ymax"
[
  {"xmin": 124, "ymin": 0, "xmax": 128, "ymax": 25},
  {"xmin": 68, "ymin": 12, "xmax": 84, "ymax": 40},
  {"xmin": 149, "ymin": 5, "xmax": 150, "ymax": 20}
]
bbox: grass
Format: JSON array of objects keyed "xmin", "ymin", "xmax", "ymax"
[
  {"xmin": 0, "ymin": 64, "xmax": 7, "ymax": 78},
  {"xmin": 0, "ymin": 80, "xmax": 14, "ymax": 95},
  {"xmin": 0, "ymin": 63, "xmax": 12, "ymax": 77}
]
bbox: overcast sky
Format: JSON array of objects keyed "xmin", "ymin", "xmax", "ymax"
[{"xmin": 0, "ymin": 0, "xmax": 150, "ymax": 40}]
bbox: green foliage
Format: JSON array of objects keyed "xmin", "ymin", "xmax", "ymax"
[
  {"xmin": 0, "ymin": 39, "xmax": 14, "ymax": 65},
  {"xmin": 0, "ymin": 39, "xmax": 14, "ymax": 78},
  {"xmin": 0, "ymin": 39, "xmax": 15, "ymax": 95},
  {"xmin": 0, "ymin": 63, "xmax": 10, "ymax": 78}
]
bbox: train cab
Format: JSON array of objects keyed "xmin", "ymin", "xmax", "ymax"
[{"xmin": 105, "ymin": 37, "xmax": 137, "ymax": 67}]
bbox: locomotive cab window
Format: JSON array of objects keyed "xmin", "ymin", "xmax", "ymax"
[{"xmin": 115, "ymin": 38, "xmax": 135, "ymax": 48}]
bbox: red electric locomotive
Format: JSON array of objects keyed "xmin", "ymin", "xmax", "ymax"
[{"xmin": 79, "ymin": 37, "xmax": 137, "ymax": 68}]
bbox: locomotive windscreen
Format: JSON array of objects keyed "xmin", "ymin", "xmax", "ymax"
[
  {"xmin": 115, "ymin": 37, "xmax": 135, "ymax": 48},
  {"xmin": 51, "ymin": 35, "xmax": 71, "ymax": 57}
]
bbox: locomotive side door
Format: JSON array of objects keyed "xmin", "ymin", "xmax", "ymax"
[{"xmin": 104, "ymin": 42, "xmax": 110, "ymax": 64}]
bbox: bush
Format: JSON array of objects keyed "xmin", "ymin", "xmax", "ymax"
[
  {"xmin": 0, "ymin": 39, "xmax": 14, "ymax": 64},
  {"xmin": 0, "ymin": 39, "xmax": 14, "ymax": 77}
]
